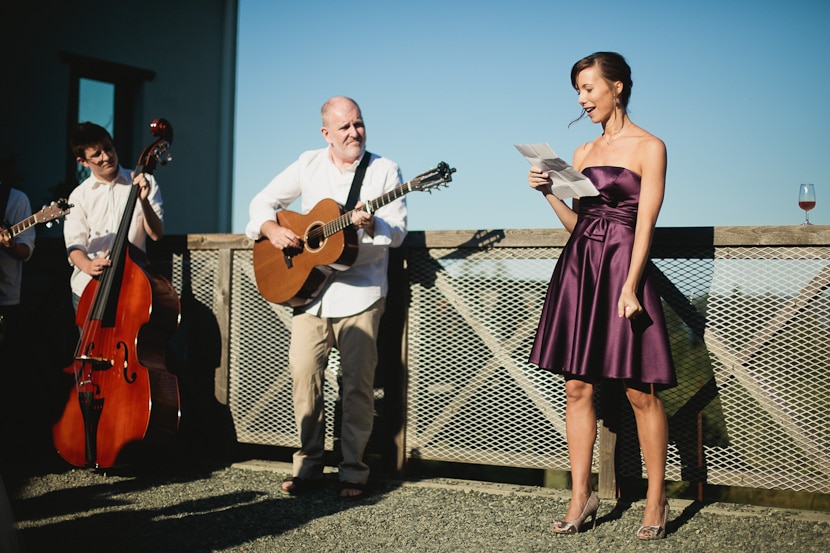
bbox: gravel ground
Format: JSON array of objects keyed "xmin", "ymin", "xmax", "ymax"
[{"xmin": 4, "ymin": 459, "xmax": 830, "ymax": 553}]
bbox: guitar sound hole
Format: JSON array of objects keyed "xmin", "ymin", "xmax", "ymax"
[{"xmin": 306, "ymin": 224, "xmax": 324, "ymax": 250}]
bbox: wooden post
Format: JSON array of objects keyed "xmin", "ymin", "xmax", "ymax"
[{"xmin": 597, "ymin": 421, "xmax": 617, "ymax": 499}]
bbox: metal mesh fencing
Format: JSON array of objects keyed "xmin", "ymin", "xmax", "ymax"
[
  {"xmin": 406, "ymin": 246, "xmax": 575, "ymax": 471},
  {"xmin": 227, "ymin": 249, "xmax": 343, "ymax": 450},
  {"xmin": 698, "ymin": 247, "xmax": 830, "ymax": 493},
  {"xmin": 405, "ymin": 240, "xmax": 830, "ymax": 494},
  {"xmin": 177, "ymin": 231, "xmax": 829, "ymax": 495}
]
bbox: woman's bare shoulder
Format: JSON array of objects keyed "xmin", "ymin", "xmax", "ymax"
[
  {"xmin": 634, "ymin": 130, "xmax": 667, "ymax": 178},
  {"xmin": 573, "ymin": 139, "xmax": 598, "ymax": 170},
  {"xmin": 636, "ymin": 128, "xmax": 666, "ymax": 153}
]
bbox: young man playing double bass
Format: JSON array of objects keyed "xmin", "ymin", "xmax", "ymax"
[{"xmin": 63, "ymin": 122, "xmax": 164, "ymax": 310}]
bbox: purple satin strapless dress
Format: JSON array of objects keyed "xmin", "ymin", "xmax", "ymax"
[{"xmin": 529, "ymin": 166, "xmax": 676, "ymax": 388}]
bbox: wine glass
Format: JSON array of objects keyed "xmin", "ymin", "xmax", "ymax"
[{"xmin": 798, "ymin": 183, "xmax": 816, "ymax": 225}]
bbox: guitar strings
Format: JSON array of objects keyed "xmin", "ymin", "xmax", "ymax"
[{"xmin": 301, "ymin": 168, "xmax": 449, "ymax": 244}]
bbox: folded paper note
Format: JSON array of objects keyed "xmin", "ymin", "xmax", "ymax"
[{"xmin": 515, "ymin": 142, "xmax": 599, "ymax": 199}]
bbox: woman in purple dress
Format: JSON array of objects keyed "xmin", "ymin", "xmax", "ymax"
[{"xmin": 528, "ymin": 52, "xmax": 675, "ymax": 540}]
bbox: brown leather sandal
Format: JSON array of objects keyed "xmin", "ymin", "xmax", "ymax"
[
  {"xmin": 338, "ymin": 481, "xmax": 367, "ymax": 500},
  {"xmin": 280, "ymin": 477, "xmax": 323, "ymax": 496}
]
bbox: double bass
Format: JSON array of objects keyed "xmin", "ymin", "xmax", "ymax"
[{"xmin": 53, "ymin": 119, "xmax": 181, "ymax": 468}]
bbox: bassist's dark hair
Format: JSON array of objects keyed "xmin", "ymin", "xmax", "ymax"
[{"xmin": 70, "ymin": 122, "xmax": 114, "ymax": 159}]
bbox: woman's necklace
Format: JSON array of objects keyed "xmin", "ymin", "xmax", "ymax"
[{"xmin": 603, "ymin": 126, "xmax": 626, "ymax": 145}]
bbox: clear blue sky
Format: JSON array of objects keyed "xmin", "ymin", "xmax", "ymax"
[{"xmin": 232, "ymin": 0, "xmax": 830, "ymax": 232}]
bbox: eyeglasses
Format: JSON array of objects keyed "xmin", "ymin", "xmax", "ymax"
[{"xmin": 84, "ymin": 143, "xmax": 116, "ymax": 163}]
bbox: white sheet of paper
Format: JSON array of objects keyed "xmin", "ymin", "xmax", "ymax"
[{"xmin": 514, "ymin": 143, "xmax": 599, "ymax": 199}]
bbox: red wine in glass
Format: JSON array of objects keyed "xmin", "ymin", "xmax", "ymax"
[{"xmin": 798, "ymin": 183, "xmax": 816, "ymax": 225}]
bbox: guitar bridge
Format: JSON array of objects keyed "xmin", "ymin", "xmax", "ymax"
[{"xmin": 282, "ymin": 244, "xmax": 304, "ymax": 269}]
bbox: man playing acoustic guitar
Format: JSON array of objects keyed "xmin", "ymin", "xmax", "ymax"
[
  {"xmin": 246, "ymin": 96, "xmax": 407, "ymax": 499},
  {"xmin": 0, "ymin": 181, "xmax": 35, "ymax": 346},
  {"xmin": 1, "ymin": 179, "xmax": 35, "ymax": 467}
]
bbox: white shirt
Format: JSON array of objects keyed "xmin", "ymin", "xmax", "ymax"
[
  {"xmin": 63, "ymin": 166, "xmax": 163, "ymax": 298},
  {"xmin": 0, "ymin": 188, "xmax": 36, "ymax": 306},
  {"xmin": 246, "ymin": 148, "xmax": 407, "ymax": 318}
]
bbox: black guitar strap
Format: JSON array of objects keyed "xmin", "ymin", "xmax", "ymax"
[
  {"xmin": 0, "ymin": 180, "xmax": 11, "ymax": 227},
  {"xmin": 344, "ymin": 150, "xmax": 372, "ymax": 211}
]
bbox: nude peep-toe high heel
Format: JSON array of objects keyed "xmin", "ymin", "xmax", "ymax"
[
  {"xmin": 551, "ymin": 491, "xmax": 600, "ymax": 534},
  {"xmin": 636, "ymin": 502, "xmax": 669, "ymax": 540}
]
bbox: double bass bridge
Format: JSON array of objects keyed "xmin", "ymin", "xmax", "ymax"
[
  {"xmin": 75, "ymin": 354, "xmax": 114, "ymax": 372},
  {"xmin": 76, "ymin": 340, "xmax": 135, "ymax": 383}
]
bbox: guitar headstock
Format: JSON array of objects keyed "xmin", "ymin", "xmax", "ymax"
[
  {"xmin": 135, "ymin": 118, "xmax": 173, "ymax": 175},
  {"xmin": 410, "ymin": 162, "xmax": 456, "ymax": 193},
  {"xmin": 36, "ymin": 199, "xmax": 73, "ymax": 228}
]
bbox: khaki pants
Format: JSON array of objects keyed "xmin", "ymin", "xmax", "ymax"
[{"xmin": 288, "ymin": 298, "xmax": 385, "ymax": 484}]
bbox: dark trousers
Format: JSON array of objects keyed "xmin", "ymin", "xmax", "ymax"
[{"xmin": 0, "ymin": 304, "xmax": 21, "ymax": 362}]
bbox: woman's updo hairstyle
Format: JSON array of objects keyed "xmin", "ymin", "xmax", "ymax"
[{"xmin": 570, "ymin": 51, "xmax": 633, "ymax": 110}]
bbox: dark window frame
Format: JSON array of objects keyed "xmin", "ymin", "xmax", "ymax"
[{"xmin": 59, "ymin": 52, "xmax": 155, "ymax": 187}]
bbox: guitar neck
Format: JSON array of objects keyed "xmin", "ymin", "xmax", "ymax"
[
  {"xmin": 309, "ymin": 161, "xmax": 453, "ymax": 242},
  {"xmin": 320, "ymin": 182, "xmax": 412, "ymax": 239},
  {"xmin": 367, "ymin": 182, "xmax": 414, "ymax": 213},
  {"xmin": 6, "ymin": 214, "xmax": 38, "ymax": 238}
]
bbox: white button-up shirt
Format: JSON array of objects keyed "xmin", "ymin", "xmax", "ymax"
[{"xmin": 63, "ymin": 166, "xmax": 163, "ymax": 298}]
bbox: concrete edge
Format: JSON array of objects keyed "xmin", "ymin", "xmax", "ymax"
[{"xmin": 231, "ymin": 459, "xmax": 830, "ymax": 524}]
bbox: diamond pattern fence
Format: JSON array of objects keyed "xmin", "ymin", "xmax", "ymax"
[
  {"xmin": 404, "ymin": 231, "xmax": 830, "ymax": 495},
  {"xmin": 170, "ymin": 229, "xmax": 830, "ymax": 495}
]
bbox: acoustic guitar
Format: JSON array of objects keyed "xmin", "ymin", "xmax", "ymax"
[{"xmin": 253, "ymin": 161, "xmax": 455, "ymax": 306}]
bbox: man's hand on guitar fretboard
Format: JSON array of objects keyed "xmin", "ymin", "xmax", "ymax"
[{"xmin": 350, "ymin": 202, "xmax": 375, "ymax": 236}]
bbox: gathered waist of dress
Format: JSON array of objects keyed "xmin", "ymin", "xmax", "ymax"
[{"xmin": 579, "ymin": 199, "xmax": 638, "ymax": 229}]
